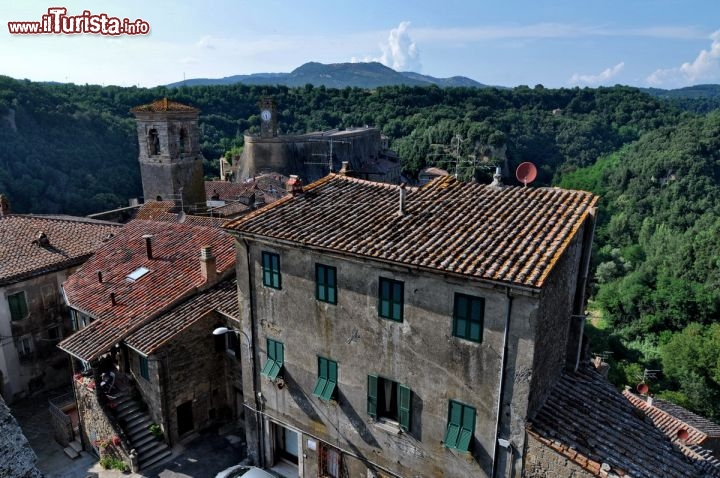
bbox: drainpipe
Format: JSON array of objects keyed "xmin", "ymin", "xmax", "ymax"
[
  {"xmin": 492, "ymin": 288, "xmax": 513, "ymax": 478},
  {"xmin": 243, "ymin": 238, "xmax": 264, "ymax": 468}
]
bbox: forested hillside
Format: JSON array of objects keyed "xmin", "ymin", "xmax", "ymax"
[
  {"xmin": 561, "ymin": 113, "xmax": 720, "ymax": 419},
  {"xmin": 1, "ymin": 76, "xmax": 719, "ymax": 419},
  {"xmin": 0, "ymin": 76, "xmax": 684, "ymax": 214}
]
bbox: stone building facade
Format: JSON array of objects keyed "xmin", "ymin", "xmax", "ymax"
[
  {"xmin": 224, "ymin": 173, "xmax": 598, "ymax": 477},
  {"xmin": 0, "ymin": 212, "xmax": 120, "ymax": 402}
]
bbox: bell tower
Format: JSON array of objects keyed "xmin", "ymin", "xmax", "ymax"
[{"xmin": 131, "ymin": 98, "xmax": 206, "ymax": 211}]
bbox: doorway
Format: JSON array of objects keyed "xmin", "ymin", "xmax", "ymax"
[{"xmin": 177, "ymin": 401, "xmax": 194, "ymax": 437}]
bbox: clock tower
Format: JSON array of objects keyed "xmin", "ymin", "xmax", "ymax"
[{"xmin": 259, "ymin": 97, "xmax": 277, "ymax": 138}]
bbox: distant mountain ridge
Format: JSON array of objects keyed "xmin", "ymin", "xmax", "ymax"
[{"xmin": 166, "ymin": 61, "xmax": 487, "ymax": 89}]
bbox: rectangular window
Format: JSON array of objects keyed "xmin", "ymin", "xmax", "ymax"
[
  {"xmin": 444, "ymin": 400, "xmax": 476, "ymax": 452},
  {"xmin": 139, "ymin": 354, "xmax": 149, "ymax": 381},
  {"xmin": 261, "ymin": 338, "xmax": 284, "ymax": 380},
  {"xmin": 17, "ymin": 334, "xmax": 33, "ymax": 360},
  {"xmin": 8, "ymin": 291, "xmax": 28, "ymax": 321},
  {"xmin": 262, "ymin": 252, "xmax": 281, "ymax": 289},
  {"xmin": 227, "ymin": 331, "xmax": 240, "ymax": 357},
  {"xmin": 378, "ymin": 277, "xmax": 403, "ymax": 322},
  {"xmin": 70, "ymin": 309, "xmax": 78, "ymax": 331},
  {"xmin": 452, "ymin": 293, "xmax": 485, "ymax": 342},
  {"xmin": 312, "ymin": 357, "xmax": 338, "ymax": 401},
  {"xmin": 315, "ymin": 264, "xmax": 337, "ymax": 304},
  {"xmin": 47, "ymin": 325, "xmax": 62, "ymax": 341},
  {"xmin": 367, "ymin": 375, "xmax": 411, "ymax": 431}
]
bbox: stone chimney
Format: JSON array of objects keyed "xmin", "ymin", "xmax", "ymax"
[
  {"xmin": 286, "ymin": 175, "xmax": 303, "ymax": 196},
  {"xmin": 398, "ymin": 183, "xmax": 407, "ymax": 215},
  {"xmin": 490, "ymin": 167, "xmax": 503, "ymax": 187},
  {"xmin": 0, "ymin": 194, "xmax": 9, "ymax": 217},
  {"xmin": 339, "ymin": 161, "xmax": 350, "ymax": 176},
  {"xmin": 200, "ymin": 246, "xmax": 217, "ymax": 284}
]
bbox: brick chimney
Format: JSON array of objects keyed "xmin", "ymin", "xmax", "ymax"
[
  {"xmin": 286, "ymin": 175, "xmax": 303, "ymax": 196},
  {"xmin": 200, "ymin": 246, "xmax": 217, "ymax": 284},
  {"xmin": 142, "ymin": 234, "xmax": 153, "ymax": 260},
  {"xmin": 0, "ymin": 194, "xmax": 9, "ymax": 217}
]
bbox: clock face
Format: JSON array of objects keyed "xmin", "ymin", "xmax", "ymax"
[{"xmin": 261, "ymin": 109, "xmax": 272, "ymax": 122}]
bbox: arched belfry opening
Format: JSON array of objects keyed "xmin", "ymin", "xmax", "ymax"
[
  {"xmin": 179, "ymin": 127, "xmax": 188, "ymax": 154},
  {"xmin": 148, "ymin": 129, "xmax": 160, "ymax": 155}
]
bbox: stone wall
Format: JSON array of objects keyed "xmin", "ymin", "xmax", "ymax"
[
  {"xmin": 0, "ymin": 395, "xmax": 42, "ymax": 478},
  {"xmin": 159, "ymin": 312, "xmax": 231, "ymax": 444},
  {"xmin": 236, "ymin": 240, "xmax": 543, "ymax": 477},
  {"xmin": 523, "ymin": 433, "xmax": 593, "ymax": 478},
  {"xmin": 74, "ymin": 378, "xmax": 129, "ymax": 464},
  {"xmin": 239, "ymin": 128, "xmax": 384, "ymax": 183}
]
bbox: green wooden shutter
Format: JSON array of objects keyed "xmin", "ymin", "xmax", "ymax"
[
  {"xmin": 313, "ymin": 357, "xmax": 328, "ymax": 397},
  {"xmin": 327, "ymin": 267, "xmax": 336, "ymax": 303},
  {"xmin": 444, "ymin": 401, "xmax": 462, "ymax": 447},
  {"xmin": 367, "ymin": 375, "xmax": 378, "ymax": 417},
  {"xmin": 398, "ymin": 384, "xmax": 411, "ymax": 431},
  {"xmin": 9, "ymin": 293, "xmax": 27, "ymax": 321},
  {"xmin": 457, "ymin": 405, "xmax": 476, "ymax": 451}
]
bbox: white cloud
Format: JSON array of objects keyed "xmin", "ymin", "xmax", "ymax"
[
  {"xmin": 370, "ymin": 21, "xmax": 421, "ymax": 72},
  {"xmin": 647, "ymin": 30, "xmax": 720, "ymax": 87},
  {"xmin": 569, "ymin": 62, "xmax": 625, "ymax": 86},
  {"xmin": 196, "ymin": 36, "xmax": 217, "ymax": 49}
]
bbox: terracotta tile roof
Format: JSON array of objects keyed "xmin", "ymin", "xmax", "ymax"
[
  {"xmin": 134, "ymin": 201, "xmax": 230, "ymax": 227},
  {"xmin": 58, "ymin": 219, "xmax": 235, "ymax": 361},
  {"xmin": 124, "ymin": 279, "xmax": 239, "ymax": 355},
  {"xmin": 0, "ymin": 215, "xmax": 121, "ymax": 286},
  {"xmin": 208, "ymin": 201, "xmax": 252, "ymax": 217},
  {"xmin": 206, "ymin": 181, "xmax": 256, "ymax": 201},
  {"xmin": 528, "ymin": 366, "xmax": 700, "ymax": 478},
  {"xmin": 130, "ymin": 98, "xmax": 199, "ymax": 113},
  {"xmin": 223, "ymin": 174, "xmax": 598, "ymax": 288},
  {"xmin": 623, "ymin": 390, "xmax": 717, "ymax": 445},
  {"xmin": 623, "ymin": 390, "xmax": 720, "ymax": 476}
]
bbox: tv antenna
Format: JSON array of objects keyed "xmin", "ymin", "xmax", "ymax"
[
  {"xmin": 429, "ymin": 134, "xmax": 496, "ymax": 179},
  {"xmin": 515, "ymin": 162, "xmax": 537, "ymax": 187},
  {"xmin": 305, "ymin": 136, "xmax": 352, "ymax": 173}
]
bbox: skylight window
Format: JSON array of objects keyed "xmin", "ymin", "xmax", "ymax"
[{"xmin": 126, "ymin": 266, "xmax": 151, "ymax": 282}]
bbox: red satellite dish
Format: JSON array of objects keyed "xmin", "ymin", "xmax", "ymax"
[
  {"xmin": 637, "ymin": 383, "xmax": 649, "ymax": 395},
  {"xmin": 516, "ymin": 162, "xmax": 537, "ymax": 187},
  {"xmin": 677, "ymin": 429, "xmax": 690, "ymax": 441}
]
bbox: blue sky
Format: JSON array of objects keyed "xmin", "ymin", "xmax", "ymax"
[{"xmin": 1, "ymin": 0, "xmax": 719, "ymax": 88}]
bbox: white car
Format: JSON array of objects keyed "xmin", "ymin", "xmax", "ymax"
[{"xmin": 215, "ymin": 465, "xmax": 277, "ymax": 478}]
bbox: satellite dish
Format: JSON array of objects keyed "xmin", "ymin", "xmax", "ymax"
[
  {"xmin": 677, "ymin": 429, "xmax": 689, "ymax": 441},
  {"xmin": 637, "ymin": 383, "xmax": 649, "ymax": 395},
  {"xmin": 515, "ymin": 162, "xmax": 537, "ymax": 187}
]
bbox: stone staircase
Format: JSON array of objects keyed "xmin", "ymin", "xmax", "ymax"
[
  {"xmin": 63, "ymin": 438, "xmax": 83, "ymax": 459},
  {"xmin": 109, "ymin": 392, "xmax": 172, "ymax": 470}
]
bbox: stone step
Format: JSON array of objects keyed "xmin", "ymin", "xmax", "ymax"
[
  {"xmin": 139, "ymin": 444, "xmax": 172, "ymax": 469},
  {"xmin": 122, "ymin": 410, "xmax": 149, "ymax": 427},
  {"xmin": 63, "ymin": 446, "xmax": 79, "ymax": 459},
  {"xmin": 131, "ymin": 431, "xmax": 157, "ymax": 449},
  {"xmin": 115, "ymin": 400, "xmax": 141, "ymax": 416},
  {"xmin": 69, "ymin": 439, "xmax": 82, "ymax": 453},
  {"xmin": 127, "ymin": 417, "xmax": 153, "ymax": 435}
]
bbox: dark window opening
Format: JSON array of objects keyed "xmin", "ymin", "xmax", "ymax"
[
  {"xmin": 148, "ymin": 129, "xmax": 160, "ymax": 155},
  {"xmin": 367, "ymin": 375, "xmax": 411, "ymax": 431}
]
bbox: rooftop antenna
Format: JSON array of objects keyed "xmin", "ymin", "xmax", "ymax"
[
  {"xmin": 306, "ymin": 136, "xmax": 352, "ymax": 173},
  {"xmin": 428, "ymin": 134, "xmax": 495, "ymax": 180},
  {"xmin": 515, "ymin": 162, "xmax": 537, "ymax": 187}
]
